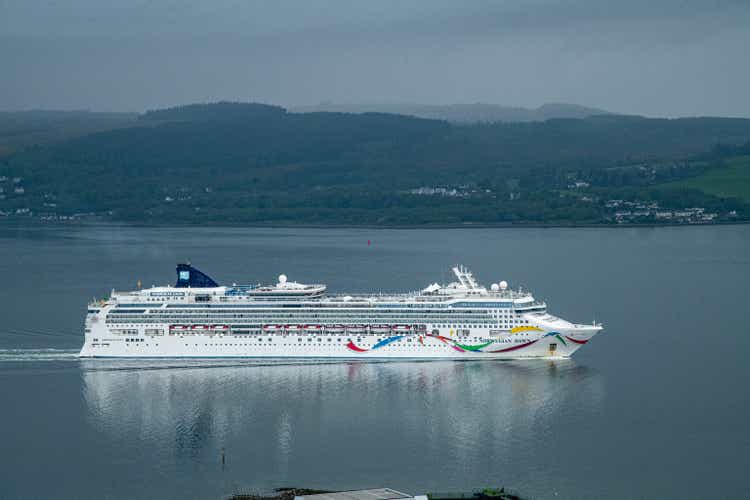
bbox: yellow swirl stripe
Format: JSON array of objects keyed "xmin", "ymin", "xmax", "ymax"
[{"xmin": 510, "ymin": 326, "xmax": 544, "ymax": 334}]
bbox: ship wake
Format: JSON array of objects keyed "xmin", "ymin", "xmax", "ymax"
[{"xmin": 0, "ymin": 349, "xmax": 80, "ymax": 362}]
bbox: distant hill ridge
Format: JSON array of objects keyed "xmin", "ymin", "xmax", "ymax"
[
  {"xmin": 290, "ymin": 102, "xmax": 613, "ymax": 123},
  {"xmin": 0, "ymin": 109, "xmax": 137, "ymax": 156},
  {"xmin": 140, "ymin": 102, "xmax": 286, "ymax": 122},
  {"xmin": 3, "ymin": 101, "xmax": 750, "ymax": 226}
]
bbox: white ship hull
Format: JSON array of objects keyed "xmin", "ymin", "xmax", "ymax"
[
  {"xmin": 79, "ymin": 264, "xmax": 603, "ymax": 360},
  {"xmin": 79, "ymin": 322, "xmax": 600, "ymax": 360}
]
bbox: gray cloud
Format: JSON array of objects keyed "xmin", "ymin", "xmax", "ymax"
[{"xmin": 1, "ymin": 0, "xmax": 748, "ymax": 116}]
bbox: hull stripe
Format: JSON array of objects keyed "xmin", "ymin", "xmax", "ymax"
[
  {"xmin": 564, "ymin": 335, "xmax": 589, "ymax": 345},
  {"xmin": 345, "ymin": 341, "xmax": 368, "ymax": 352},
  {"xmin": 486, "ymin": 339, "xmax": 539, "ymax": 353}
]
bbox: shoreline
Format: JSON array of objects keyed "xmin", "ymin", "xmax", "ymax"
[
  {"xmin": 0, "ymin": 218, "xmax": 748, "ymax": 230},
  {"xmin": 229, "ymin": 487, "xmax": 524, "ymax": 500}
]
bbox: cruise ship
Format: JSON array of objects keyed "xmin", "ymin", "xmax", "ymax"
[{"xmin": 78, "ymin": 264, "xmax": 603, "ymax": 359}]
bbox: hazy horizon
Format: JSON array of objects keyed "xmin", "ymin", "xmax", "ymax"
[
  {"xmin": 0, "ymin": 100, "xmax": 615, "ymax": 116},
  {"xmin": 1, "ymin": 0, "xmax": 749, "ymax": 117},
  {"xmin": 0, "ymin": 101, "xmax": 747, "ymax": 121}
]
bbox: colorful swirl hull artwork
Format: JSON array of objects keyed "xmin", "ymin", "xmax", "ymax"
[{"xmin": 345, "ymin": 327, "xmax": 589, "ymax": 355}]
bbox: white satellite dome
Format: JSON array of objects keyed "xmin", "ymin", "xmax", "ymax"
[
  {"xmin": 278, "ymin": 274, "xmax": 288, "ymax": 284},
  {"xmin": 499, "ymin": 280, "xmax": 508, "ymax": 290},
  {"xmin": 490, "ymin": 283, "xmax": 500, "ymax": 291}
]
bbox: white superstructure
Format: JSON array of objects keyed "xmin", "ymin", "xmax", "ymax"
[{"xmin": 79, "ymin": 264, "xmax": 603, "ymax": 359}]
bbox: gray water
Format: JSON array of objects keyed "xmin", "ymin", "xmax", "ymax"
[{"xmin": 0, "ymin": 224, "xmax": 748, "ymax": 500}]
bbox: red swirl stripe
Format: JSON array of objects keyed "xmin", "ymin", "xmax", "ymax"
[
  {"xmin": 564, "ymin": 336, "xmax": 588, "ymax": 345},
  {"xmin": 486, "ymin": 339, "xmax": 539, "ymax": 353},
  {"xmin": 346, "ymin": 341, "xmax": 368, "ymax": 352},
  {"xmin": 427, "ymin": 334, "xmax": 465, "ymax": 352}
]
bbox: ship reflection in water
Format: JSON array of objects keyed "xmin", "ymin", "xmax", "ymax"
[{"xmin": 80, "ymin": 359, "xmax": 603, "ymax": 497}]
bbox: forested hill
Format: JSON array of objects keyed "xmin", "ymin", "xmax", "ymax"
[
  {"xmin": 290, "ymin": 102, "xmax": 612, "ymax": 123},
  {"xmin": 140, "ymin": 102, "xmax": 287, "ymax": 122},
  {"xmin": 0, "ymin": 110, "xmax": 138, "ymax": 157},
  {"xmin": 2, "ymin": 102, "xmax": 750, "ymax": 225}
]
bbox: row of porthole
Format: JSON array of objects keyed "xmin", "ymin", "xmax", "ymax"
[
  {"xmin": 107, "ymin": 313, "xmax": 498, "ymax": 319},
  {"xmin": 113, "ymin": 336, "xmax": 501, "ymax": 347},
  {"xmin": 178, "ymin": 344, "xmax": 452, "ymax": 348}
]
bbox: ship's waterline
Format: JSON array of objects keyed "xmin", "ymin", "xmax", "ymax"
[{"xmin": 79, "ymin": 264, "xmax": 603, "ymax": 359}]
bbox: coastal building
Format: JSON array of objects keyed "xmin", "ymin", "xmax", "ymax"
[{"xmin": 295, "ymin": 488, "xmax": 426, "ymax": 500}]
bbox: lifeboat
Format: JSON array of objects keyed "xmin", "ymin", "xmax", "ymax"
[
  {"xmin": 304, "ymin": 324, "xmax": 323, "ymax": 331},
  {"xmin": 262, "ymin": 324, "xmax": 284, "ymax": 331},
  {"xmin": 392, "ymin": 325, "xmax": 412, "ymax": 332},
  {"xmin": 370, "ymin": 324, "xmax": 392, "ymax": 333},
  {"xmin": 169, "ymin": 324, "xmax": 188, "ymax": 331},
  {"xmin": 326, "ymin": 324, "xmax": 345, "ymax": 333},
  {"xmin": 191, "ymin": 324, "xmax": 209, "ymax": 331},
  {"xmin": 285, "ymin": 324, "xmax": 303, "ymax": 332},
  {"xmin": 210, "ymin": 324, "xmax": 230, "ymax": 331},
  {"xmin": 346, "ymin": 324, "xmax": 367, "ymax": 333}
]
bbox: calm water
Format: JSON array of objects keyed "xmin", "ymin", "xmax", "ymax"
[{"xmin": 1, "ymin": 224, "xmax": 748, "ymax": 500}]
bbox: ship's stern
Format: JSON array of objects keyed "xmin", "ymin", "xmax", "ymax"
[{"xmin": 78, "ymin": 304, "xmax": 108, "ymax": 358}]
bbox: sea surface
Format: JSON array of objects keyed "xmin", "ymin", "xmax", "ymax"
[{"xmin": 0, "ymin": 224, "xmax": 748, "ymax": 500}]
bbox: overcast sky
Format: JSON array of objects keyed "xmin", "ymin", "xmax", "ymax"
[{"xmin": 1, "ymin": 0, "xmax": 749, "ymax": 116}]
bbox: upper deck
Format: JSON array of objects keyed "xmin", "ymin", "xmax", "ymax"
[{"xmin": 96, "ymin": 264, "xmax": 546, "ymax": 312}]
